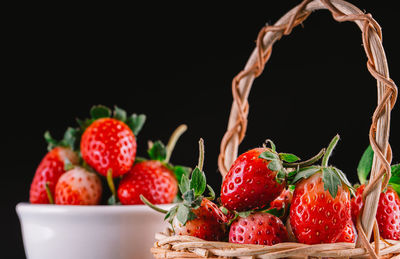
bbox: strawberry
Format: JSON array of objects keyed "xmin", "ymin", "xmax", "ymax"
[
  {"xmin": 289, "ymin": 135, "xmax": 353, "ymax": 244},
  {"xmin": 30, "ymin": 128, "xmax": 79, "ymax": 204},
  {"xmin": 351, "ymin": 185, "xmax": 400, "ymax": 240},
  {"xmin": 117, "ymin": 125, "xmax": 188, "ymax": 205},
  {"xmin": 221, "ymin": 141, "xmax": 324, "ymax": 212},
  {"xmin": 118, "ymin": 160, "xmax": 178, "ymax": 205},
  {"xmin": 270, "ymin": 187, "xmax": 293, "ymax": 211},
  {"xmin": 337, "ymin": 221, "xmax": 357, "ymax": 243},
  {"xmin": 229, "ymin": 212, "xmax": 288, "ymax": 245},
  {"xmin": 142, "ymin": 139, "xmax": 225, "ymax": 241},
  {"xmin": 55, "ymin": 167, "xmax": 102, "ymax": 205},
  {"xmin": 79, "ymin": 105, "xmax": 146, "ymax": 178},
  {"xmin": 352, "ymin": 146, "xmax": 400, "ymax": 240}
]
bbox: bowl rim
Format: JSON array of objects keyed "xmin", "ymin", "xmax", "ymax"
[{"xmin": 16, "ymin": 202, "xmax": 174, "ymax": 216}]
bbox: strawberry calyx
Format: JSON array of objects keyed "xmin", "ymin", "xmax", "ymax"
[
  {"xmin": 259, "ymin": 139, "xmax": 325, "ymax": 184},
  {"xmin": 77, "ymin": 105, "xmax": 146, "ymax": 136},
  {"xmin": 356, "ymin": 145, "xmax": 400, "ymax": 196},
  {"xmin": 289, "ymin": 134, "xmax": 354, "ymax": 198},
  {"xmin": 44, "ymin": 127, "xmax": 79, "ymax": 152},
  {"xmin": 141, "ymin": 139, "xmax": 219, "ymax": 226}
]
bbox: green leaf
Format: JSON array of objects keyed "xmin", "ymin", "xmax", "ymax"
[
  {"xmin": 237, "ymin": 211, "xmax": 252, "ymax": 218},
  {"xmin": 264, "ymin": 139, "xmax": 276, "ymax": 152},
  {"xmin": 183, "ymin": 189, "xmax": 195, "ymax": 203},
  {"xmin": 190, "ymin": 167, "xmax": 206, "ymax": 197},
  {"xmin": 267, "ymin": 160, "xmax": 281, "ymax": 171},
  {"xmin": 126, "ymin": 114, "xmax": 146, "ymax": 136},
  {"xmin": 90, "ymin": 105, "xmax": 112, "ymax": 119},
  {"xmin": 191, "ymin": 196, "xmax": 203, "ymax": 209},
  {"xmin": 64, "ymin": 158, "xmax": 74, "ymax": 171},
  {"xmin": 60, "ymin": 127, "xmax": 78, "ymax": 150},
  {"xmin": 164, "ymin": 205, "xmax": 178, "ymax": 221},
  {"xmin": 357, "ymin": 145, "xmax": 374, "ymax": 185},
  {"xmin": 332, "ymin": 167, "xmax": 354, "ymax": 195},
  {"xmin": 76, "ymin": 118, "xmax": 94, "ymax": 131},
  {"xmin": 147, "ymin": 140, "xmax": 167, "ymax": 161},
  {"xmin": 322, "ymin": 167, "xmax": 341, "ymax": 198},
  {"xmin": 389, "ymin": 176, "xmax": 400, "ymax": 185},
  {"xmin": 113, "ymin": 106, "xmax": 127, "ymax": 121},
  {"xmin": 279, "ymin": 153, "xmax": 301, "ymax": 163},
  {"xmin": 390, "ymin": 183, "xmax": 400, "ymax": 196},
  {"xmin": 176, "ymin": 204, "xmax": 191, "ymax": 225},
  {"xmin": 291, "ymin": 166, "xmax": 321, "ymax": 184},
  {"xmin": 390, "ymin": 164, "xmax": 400, "ymax": 184},
  {"xmin": 265, "ymin": 207, "xmax": 284, "ymax": 218},
  {"xmin": 259, "ymin": 151, "xmax": 279, "ymax": 161},
  {"xmin": 44, "ymin": 131, "xmax": 58, "ymax": 151},
  {"xmin": 205, "ymin": 184, "xmax": 215, "ymax": 200},
  {"xmin": 179, "ymin": 174, "xmax": 190, "ymax": 195},
  {"xmin": 275, "ymin": 169, "xmax": 286, "ymax": 184},
  {"xmin": 173, "ymin": 166, "xmax": 191, "ymax": 185}
]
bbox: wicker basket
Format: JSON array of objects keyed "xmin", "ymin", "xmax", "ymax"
[{"xmin": 151, "ymin": 0, "xmax": 399, "ymax": 258}]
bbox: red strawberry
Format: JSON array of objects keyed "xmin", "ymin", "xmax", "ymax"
[
  {"xmin": 351, "ymin": 184, "xmax": 400, "ymax": 240},
  {"xmin": 270, "ymin": 188, "xmax": 293, "ymax": 211},
  {"xmin": 289, "ymin": 135, "xmax": 352, "ymax": 244},
  {"xmin": 172, "ymin": 198, "xmax": 226, "ymax": 241},
  {"xmin": 229, "ymin": 212, "xmax": 288, "ymax": 245},
  {"xmin": 30, "ymin": 147, "xmax": 78, "ymax": 204},
  {"xmin": 81, "ymin": 118, "xmax": 136, "ymax": 177},
  {"xmin": 55, "ymin": 167, "xmax": 102, "ymax": 205},
  {"xmin": 221, "ymin": 148, "xmax": 285, "ymax": 212},
  {"xmin": 337, "ymin": 221, "xmax": 357, "ymax": 243},
  {"xmin": 118, "ymin": 160, "xmax": 178, "ymax": 205}
]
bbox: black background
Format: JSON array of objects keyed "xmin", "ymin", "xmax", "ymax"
[{"xmin": 3, "ymin": 1, "xmax": 400, "ymax": 258}]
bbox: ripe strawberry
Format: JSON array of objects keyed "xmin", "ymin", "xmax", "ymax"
[
  {"xmin": 270, "ymin": 187, "xmax": 293, "ymax": 211},
  {"xmin": 142, "ymin": 139, "xmax": 225, "ymax": 241},
  {"xmin": 337, "ymin": 221, "xmax": 357, "ymax": 243},
  {"xmin": 221, "ymin": 141, "xmax": 324, "ymax": 212},
  {"xmin": 351, "ymin": 185, "xmax": 400, "ymax": 240},
  {"xmin": 55, "ymin": 167, "xmax": 102, "ymax": 205},
  {"xmin": 117, "ymin": 125, "xmax": 188, "ymax": 205},
  {"xmin": 229, "ymin": 212, "xmax": 288, "ymax": 245},
  {"xmin": 289, "ymin": 135, "xmax": 352, "ymax": 244},
  {"xmin": 172, "ymin": 198, "xmax": 226, "ymax": 241},
  {"xmin": 221, "ymin": 148, "xmax": 286, "ymax": 212},
  {"xmin": 30, "ymin": 128, "xmax": 79, "ymax": 204},
  {"xmin": 118, "ymin": 160, "xmax": 178, "ymax": 205},
  {"xmin": 79, "ymin": 105, "xmax": 146, "ymax": 178}
]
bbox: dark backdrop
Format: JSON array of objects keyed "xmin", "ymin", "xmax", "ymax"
[{"xmin": 3, "ymin": 1, "xmax": 399, "ymax": 258}]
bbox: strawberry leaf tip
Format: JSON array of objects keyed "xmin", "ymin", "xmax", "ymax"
[
  {"xmin": 148, "ymin": 140, "xmax": 167, "ymax": 161},
  {"xmin": 357, "ymin": 145, "xmax": 374, "ymax": 185},
  {"xmin": 190, "ymin": 167, "xmax": 207, "ymax": 197},
  {"xmin": 126, "ymin": 114, "xmax": 146, "ymax": 136},
  {"xmin": 279, "ymin": 153, "xmax": 301, "ymax": 163},
  {"xmin": 90, "ymin": 105, "xmax": 112, "ymax": 119},
  {"xmin": 44, "ymin": 127, "xmax": 78, "ymax": 151}
]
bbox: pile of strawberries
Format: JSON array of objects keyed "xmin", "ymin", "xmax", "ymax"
[
  {"xmin": 30, "ymin": 105, "xmax": 190, "ymax": 206},
  {"xmin": 146, "ymin": 135, "xmax": 400, "ymax": 245}
]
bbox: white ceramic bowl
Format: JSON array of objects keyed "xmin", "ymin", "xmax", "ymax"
[{"xmin": 16, "ymin": 203, "xmax": 173, "ymax": 259}]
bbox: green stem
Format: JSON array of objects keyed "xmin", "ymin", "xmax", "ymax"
[
  {"xmin": 107, "ymin": 169, "xmax": 116, "ymax": 198},
  {"xmin": 264, "ymin": 139, "xmax": 276, "ymax": 152},
  {"xmin": 165, "ymin": 124, "xmax": 188, "ymax": 163},
  {"xmin": 45, "ymin": 182, "xmax": 54, "ymax": 204},
  {"xmin": 322, "ymin": 134, "xmax": 340, "ymax": 167},
  {"xmin": 283, "ymin": 148, "xmax": 326, "ymax": 168},
  {"xmin": 198, "ymin": 138, "xmax": 205, "ymax": 171},
  {"xmin": 140, "ymin": 195, "xmax": 168, "ymax": 214}
]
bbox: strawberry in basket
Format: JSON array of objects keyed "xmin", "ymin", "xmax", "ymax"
[
  {"xmin": 351, "ymin": 146, "xmax": 400, "ymax": 240},
  {"xmin": 288, "ymin": 135, "xmax": 353, "ymax": 244},
  {"xmin": 118, "ymin": 125, "xmax": 189, "ymax": 205},
  {"xmin": 142, "ymin": 139, "xmax": 227, "ymax": 241},
  {"xmin": 221, "ymin": 140, "xmax": 325, "ymax": 212},
  {"xmin": 30, "ymin": 128, "xmax": 79, "ymax": 204}
]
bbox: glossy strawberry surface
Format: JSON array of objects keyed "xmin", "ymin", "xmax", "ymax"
[
  {"xmin": 337, "ymin": 221, "xmax": 357, "ymax": 243},
  {"xmin": 221, "ymin": 148, "xmax": 285, "ymax": 212},
  {"xmin": 229, "ymin": 212, "xmax": 288, "ymax": 245},
  {"xmin": 118, "ymin": 160, "xmax": 178, "ymax": 205},
  {"xmin": 290, "ymin": 172, "xmax": 351, "ymax": 244},
  {"xmin": 351, "ymin": 184, "xmax": 400, "ymax": 240},
  {"xmin": 80, "ymin": 118, "xmax": 136, "ymax": 177},
  {"xmin": 172, "ymin": 199, "xmax": 226, "ymax": 241},
  {"xmin": 30, "ymin": 147, "xmax": 78, "ymax": 204},
  {"xmin": 55, "ymin": 167, "xmax": 102, "ymax": 205}
]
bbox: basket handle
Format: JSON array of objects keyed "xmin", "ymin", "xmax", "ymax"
[{"xmin": 218, "ymin": 0, "xmax": 397, "ymax": 256}]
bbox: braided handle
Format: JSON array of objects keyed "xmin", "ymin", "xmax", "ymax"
[{"xmin": 218, "ymin": 0, "xmax": 397, "ymax": 257}]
